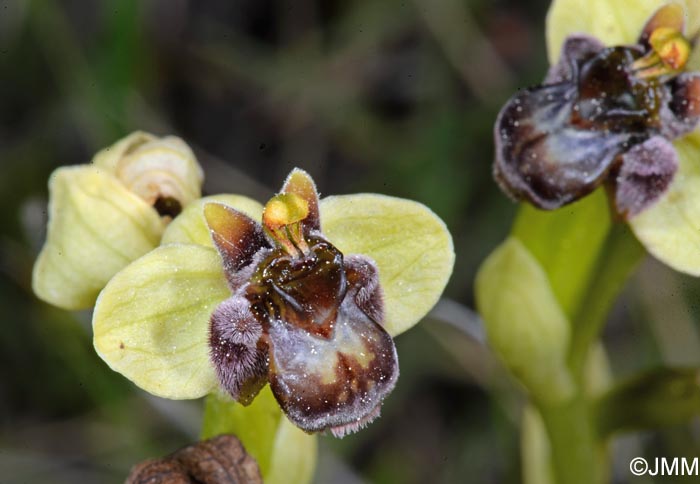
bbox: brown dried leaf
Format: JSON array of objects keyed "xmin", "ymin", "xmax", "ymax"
[{"xmin": 126, "ymin": 434, "xmax": 262, "ymax": 484}]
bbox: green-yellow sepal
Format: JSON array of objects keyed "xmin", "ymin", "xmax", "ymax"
[
  {"xmin": 33, "ymin": 165, "xmax": 164, "ymax": 310},
  {"xmin": 321, "ymin": 194, "xmax": 455, "ymax": 336},
  {"xmin": 93, "ymin": 244, "xmax": 227, "ymax": 399}
]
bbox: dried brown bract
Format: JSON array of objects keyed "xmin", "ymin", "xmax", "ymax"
[{"xmin": 126, "ymin": 434, "xmax": 262, "ymax": 484}]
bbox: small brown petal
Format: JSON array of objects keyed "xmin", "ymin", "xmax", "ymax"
[
  {"xmin": 126, "ymin": 434, "xmax": 262, "ymax": 484},
  {"xmin": 661, "ymin": 73, "xmax": 700, "ymax": 139},
  {"xmin": 210, "ymin": 296, "xmax": 269, "ymax": 405},
  {"xmin": 204, "ymin": 203, "xmax": 269, "ymax": 290},
  {"xmin": 614, "ymin": 136, "xmax": 678, "ymax": 218},
  {"xmin": 544, "ymin": 34, "xmax": 604, "ymax": 84},
  {"xmin": 344, "ymin": 254, "xmax": 384, "ymax": 324}
]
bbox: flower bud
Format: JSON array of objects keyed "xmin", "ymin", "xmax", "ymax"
[
  {"xmin": 93, "ymin": 131, "xmax": 204, "ymax": 219},
  {"xmin": 33, "ymin": 132, "xmax": 204, "ymax": 310},
  {"xmin": 476, "ymin": 237, "xmax": 575, "ymax": 404}
]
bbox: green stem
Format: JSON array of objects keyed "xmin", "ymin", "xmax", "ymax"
[
  {"xmin": 201, "ymin": 388, "xmax": 283, "ymax": 476},
  {"xmin": 508, "ymin": 195, "xmax": 647, "ymax": 484},
  {"xmin": 567, "ymin": 222, "xmax": 645, "ymax": 377},
  {"xmin": 540, "ymin": 222, "xmax": 644, "ymax": 484},
  {"xmin": 201, "ymin": 389, "xmax": 318, "ymax": 484},
  {"xmin": 539, "ymin": 396, "xmax": 606, "ymax": 484}
]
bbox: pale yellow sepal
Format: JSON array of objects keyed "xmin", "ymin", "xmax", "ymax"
[
  {"xmin": 93, "ymin": 244, "xmax": 230, "ymax": 399},
  {"xmin": 162, "ymin": 194, "xmax": 264, "ymax": 246},
  {"xmin": 629, "ymin": 131, "xmax": 700, "ymax": 276},
  {"xmin": 546, "ymin": 0, "xmax": 700, "ymax": 64},
  {"xmin": 320, "ymin": 194, "xmax": 454, "ymax": 337},
  {"xmin": 32, "ymin": 165, "xmax": 164, "ymax": 310},
  {"xmin": 688, "ymin": 43, "xmax": 700, "ymax": 70},
  {"xmin": 475, "ymin": 237, "xmax": 575, "ymax": 404}
]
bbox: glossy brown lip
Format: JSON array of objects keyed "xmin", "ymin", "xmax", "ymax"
[
  {"xmin": 267, "ymin": 287, "xmax": 399, "ymax": 435},
  {"xmin": 246, "ymin": 236, "xmax": 347, "ymax": 338}
]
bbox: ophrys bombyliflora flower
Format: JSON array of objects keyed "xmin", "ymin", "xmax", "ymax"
[{"xmin": 92, "ymin": 169, "xmax": 454, "ymax": 436}]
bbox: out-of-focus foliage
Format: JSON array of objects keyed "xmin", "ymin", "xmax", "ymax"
[{"xmin": 3, "ymin": 0, "xmax": 700, "ymax": 483}]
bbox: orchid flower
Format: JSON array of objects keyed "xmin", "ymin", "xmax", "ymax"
[
  {"xmin": 495, "ymin": 2, "xmax": 700, "ymax": 275},
  {"xmin": 92, "ymin": 169, "xmax": 454, "ymax": 438}
]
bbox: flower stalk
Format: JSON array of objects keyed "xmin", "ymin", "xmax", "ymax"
[
  {"xmin": 480, "ymin": 194, "xmax": 642, "ymax": 484},
  {"xmin": 200, "ymin": 388, "xmax": 318, "ymax": 484},
  {"xmin": 567, "ymin": 223, "xmax": 645, "ymax": 377},
  {"xmin": 543, "ymin": 227, "xmax": 643, "ymax": 484},
  {"xmin": 539, "ymin": 396, "xmax": 605, "ymax": 484}
]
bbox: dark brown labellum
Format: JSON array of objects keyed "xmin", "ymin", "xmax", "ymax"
[
  {"xmin": 205, "ymin": 169, "xmax": 399, "ymax": 437},
  {"xmin": 263, "ymin": 252, "xmax": 398, "ymax": 436},
  {"xmin": 494, "ymin": 29, "xmax": 700, "ymax": 217}
]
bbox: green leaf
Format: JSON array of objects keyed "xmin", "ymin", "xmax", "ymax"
[
  {"xmin": 32, "ymin": 165, "xmax": 163, "ymax": 310},
  {"xmin": 93, "ymin": 244, "xmax": 229, "ymax": 399},
  {"xmin": 202, "ymin": 388, "xmax": 317, "ymax": 484},
  {"xmin": 629, "ymin": 131, "xmax": 700, "ymax": 276},
  {"xmin": 510, "ymin": 197, "xmax": 644, "ymax": 375},
  {"xmin": 475, "ymin": 237, "xmax": 574, "ymax": 404},
  {"xmin": 162, "ymin": 194, "xmax": 264, "ymax": 247},
  {"xmin": 320, "ymin": 194, "xmax": 454, "ymax": 336},
  {"xmin": 546, "ymin": 0, "xmax": 700, "ymax": 64},
  {"xmin": 596, "ymin": 367, "xmax": 700, "ymax": 436}
]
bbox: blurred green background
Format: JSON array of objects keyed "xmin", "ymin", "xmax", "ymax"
[{"xmin": 2, "ymin": 0, "xmax": 700, "ymax": 482}]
